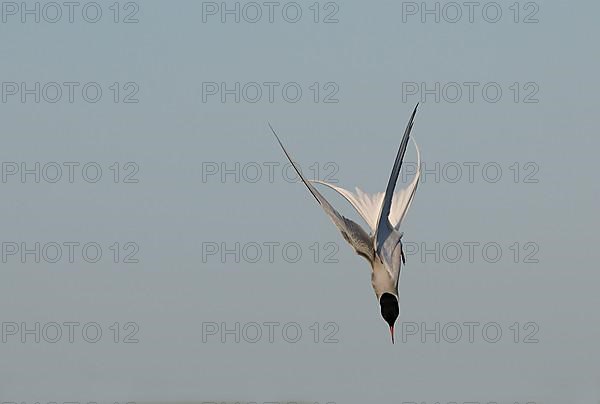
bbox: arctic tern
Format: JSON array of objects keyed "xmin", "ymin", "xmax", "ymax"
[{"xmin": 269, "ymin": 104, "xmax": 421, "ymax": 343}]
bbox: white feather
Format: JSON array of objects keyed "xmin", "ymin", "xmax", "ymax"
[{"xmin": 310, "ymin": 138, "xmax": 421, "ymax": 234}]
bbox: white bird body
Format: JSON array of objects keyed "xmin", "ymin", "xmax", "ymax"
[
  {"xmin": 269, "ymin": 104, "xmax": 421, "ymax": 342},
  {"xmin": 371, "ymin": 244, "xmax": 402, "ymax": 299}
]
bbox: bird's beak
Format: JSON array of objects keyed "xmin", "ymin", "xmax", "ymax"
[{"xmin": 390, "ymin": 325, "xmax": 395, "ymax": 344}]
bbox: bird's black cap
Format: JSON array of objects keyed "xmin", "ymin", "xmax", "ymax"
[{"xmin": 379, "ymin": 293, "xmax": 399, "ymax": 327}]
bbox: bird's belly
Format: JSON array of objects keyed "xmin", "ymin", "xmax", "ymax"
[{"xmin": 371, "ymin": 261, "xmax": 397, "ymax": 299}]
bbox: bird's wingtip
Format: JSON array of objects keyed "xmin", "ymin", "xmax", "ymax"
[{"xmin": 268, "ymin": 122, "xmax": 281, "ymax": 142}]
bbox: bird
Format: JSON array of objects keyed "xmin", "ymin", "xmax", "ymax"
[{"xmin": 269, "ymin": 104, "xmax": 421, "ymax": 343}]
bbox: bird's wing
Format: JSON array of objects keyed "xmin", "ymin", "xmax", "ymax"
[
  {"xmin": 390, "ymin": 138, "xmax": 421, "ymax": 230},
  {"xmin": 308, "ymin": 181, "xmax": 383, "ymax": 232},
  {"xmin": 309, "ymin": 137, "xmax": 421, "ymax": 233},
  {"xmin": 269, "ymin": 124, "xmax": 374, "ymax": 264},
  {"xmin": 375, "ymin": 104, "xmax": 419, "ymax": 254}
]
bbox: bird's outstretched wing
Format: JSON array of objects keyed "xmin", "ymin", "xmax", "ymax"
[
  {"xmin": 390, "ymin": 136, "xmax": 420, "ymax": 230},
  {"xmin": 308, "ymin": 182, "xmax": 383, "ymax": 233},
  {"xmin": 269, "ymin": 124, "xmax": 374, "ymax": 264},
  {"xmin": 308, "ymin": 138, "xmax": 421, "ymax": 233},
  {"xmin": 375, "ymin": 104, "xmax": 419, "ymax": 254}
]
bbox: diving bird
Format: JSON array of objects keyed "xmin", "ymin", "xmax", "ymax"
[{"xmin": 269, "ymin": 104, "xmax": 421, "ymax": 343}]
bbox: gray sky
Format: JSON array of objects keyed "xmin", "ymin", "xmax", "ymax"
[{"xmin": 1, "ymin": 0, "xmax": 599, "ymax": 403}]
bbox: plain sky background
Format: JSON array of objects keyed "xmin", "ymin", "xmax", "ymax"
[{"xmin": 1, "ymin": 0, "xmax": 599, "ymax": 402}]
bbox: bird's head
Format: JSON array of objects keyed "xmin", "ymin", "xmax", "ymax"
[{"xmin": 379, "ymin": 292, "xmax": 399, "ymax": 344}]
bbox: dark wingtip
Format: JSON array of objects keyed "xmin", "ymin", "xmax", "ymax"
[
  {"xmin": 268, "ymin": 122, "xmax": 285, "ymax": 148},
  {"xmin": 267, "ymin": 122, "xmax": 277, "ymax": 137},
  {"xmin": 407, "ymin": 103, "xmax": 419, "ymax": 131},
  {"xmin": 267, "ymin": 122, "xmax": 321, "ymax": 205}
]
